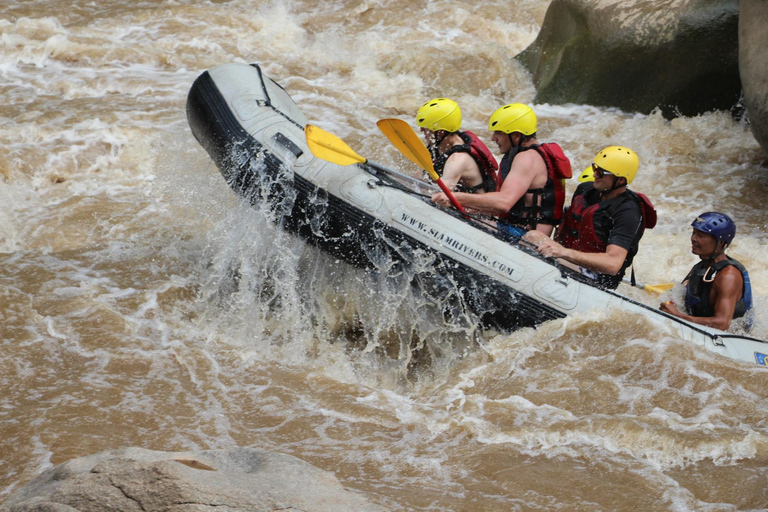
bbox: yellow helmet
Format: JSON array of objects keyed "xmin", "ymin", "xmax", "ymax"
[
  {"xmin": 578, "ymin": 166, "xmax": 594, "ymax": 182},
  {"xmin": 488, "ymin": 103, "xmax": 536, "ymax": 135},
  {"xmin": 416, "ymin": 98, "xmax": 461, "ymax": 132},
  {"xmin": 593, "ymin": 146, "xmax": 639, "ymax": 184}
]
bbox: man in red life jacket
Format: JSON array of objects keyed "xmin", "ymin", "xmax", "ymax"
[
  {"xmin": 416, "ymin": 98, "xmax": 499, "ymax": 194},
  {"xmin": 531, "ymin": 146, "xmax": 656, "ymax": 289},
  {"xmin": 431, "ymin": 103, "xmax": 571, "ymax": 238}
]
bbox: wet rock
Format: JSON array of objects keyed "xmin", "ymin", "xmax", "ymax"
[
  {"xmin": 739, "ymin": 0, "xmax": 768, "ymax": 158},
  {"xmin": 516, "ymin": 0, "xmax": 741, "ymax": 118},
  {"xmin": 0, "ymin": 447, "xmax": 390, "ymax": 512}
]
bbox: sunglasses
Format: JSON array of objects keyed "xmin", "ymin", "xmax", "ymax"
[{"xmin": 592, "ymin": 163, "xmax": 614, "ymax": 179}]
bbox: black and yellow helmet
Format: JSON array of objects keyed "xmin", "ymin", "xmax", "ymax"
[
  {"xmin": 488, "ymin": 103, "xmax": 536, "ymax": 135},
  {"xmin": 416, "ymin": 98, "xmax": 462, "ymax": 132},
  {"xmin": 593, "ymin": 146, "xmax": 639, "ymax": 184}
]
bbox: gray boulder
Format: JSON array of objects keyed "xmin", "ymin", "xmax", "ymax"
[
  {"xmin": 516, "ymin": 0, "xmax": 741, "ymax": 117},
  {"xmin": 0, "ymin": 447, "xmax": 390, "ymax": 512},
  {"xmin": 739, "ymin": 0, "xmax": 768, "ymax": 157}
]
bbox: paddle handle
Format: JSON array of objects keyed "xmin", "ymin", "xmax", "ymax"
[{"xmin": 435, "ymin": 178, "xmax": 466, "ymax": 213}]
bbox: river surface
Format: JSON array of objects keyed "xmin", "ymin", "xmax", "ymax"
[{"xmin": 2, "ymin": 1, "xmax": 768, "ymax": 510}]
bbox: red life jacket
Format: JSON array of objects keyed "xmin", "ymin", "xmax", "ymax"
[
  {"xmin": 558, "ymin": 187, "xmax": 657, "ymax": 252},
  {"xmin": 502, "ymin": 142, "xmax": 572, "ymax": 227},
  {"xmin": 534, "ymin": 143, "xmax": 572, "ymax": 224},
  {"xmin": 434, "ymin": 131, "xmax": 500, "ymax": 193}
]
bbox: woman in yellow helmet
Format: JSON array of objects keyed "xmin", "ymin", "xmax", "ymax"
[
  {"xmin": 416, "ymin": 98, "xmax": 499, "ymax": 194},
  {"xmin": 532, "ymin": 146, "xmax": 657, "ymax": 289}
]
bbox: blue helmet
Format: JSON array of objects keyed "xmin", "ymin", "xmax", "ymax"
[{"xmin": 691, "ymin": 212, "xmax": 736, "ymax": 246}]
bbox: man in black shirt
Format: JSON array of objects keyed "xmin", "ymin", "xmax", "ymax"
[{"xmin": 530, "ymin": 146, "xmax": 656, "ymax": 289}]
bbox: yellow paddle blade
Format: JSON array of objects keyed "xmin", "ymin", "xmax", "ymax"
[
  {"xmin": 305, "ymin": 124, "xmax": 366, "ymax": 166},
  {"xmin": 642, "ymin": 282, "xmax": 675, "ymax": 294},
  {"xmin": 622, "ymin": 278, "xmax": 675, "ymax": 295},
  {"xmin": 377, "ymin": 119, "xmax": 439, "ymax": 181}
]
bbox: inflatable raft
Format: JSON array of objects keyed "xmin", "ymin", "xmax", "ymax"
[{"xmin": 186, "ymin": 62, "xmax": 768, "ymax": 367}]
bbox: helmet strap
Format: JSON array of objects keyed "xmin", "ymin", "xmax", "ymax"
[
  {"xmin": 606, "ymin": 176, "xmax": 627, "ymax": 193},
  {"xmin": 510, "ymin": 132, "xmax": 529, "ymax": 149},
  {"xmin": 429, "ymin": 131, "xmax": 449, "ymax": 151},
  {"xmin": 702, "ymin": 241, "xmax": 728, "ymax": 264},
  {"xmin": 426, "ymin": 130, "xmax": 449, "ymax": 162},
  {"xmin": 714, "ymin": 241, "xmax": 729, "ymax": 257}
]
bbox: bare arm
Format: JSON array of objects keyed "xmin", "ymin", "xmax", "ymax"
[
  {"xmin": 431, "ymin": 151, "xmax": 539, "ymax": 215},
  {"xmin": 439, "ymin": 152, "xmax": 479, "ymax": 191},
  {"xmin": 660, "ymin": 266, "xmax": 743, "ymax": 331},
  {"xmin": 536, "ymin": 239, "xmax": 628, "ymax": 276}
]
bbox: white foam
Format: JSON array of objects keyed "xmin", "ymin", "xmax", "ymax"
[{"xmin": 2, "ymin": 2, "xmax": 768, "ymax": 509}]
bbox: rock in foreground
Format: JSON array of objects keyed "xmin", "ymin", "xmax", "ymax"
[{"xmin": 0, "ymin": 447, "xmax": 390, "ymax": 512}]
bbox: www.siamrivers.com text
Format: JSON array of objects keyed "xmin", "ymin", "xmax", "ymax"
[{"xmin": 398, "ymin": 212, "xmax": 516, "ymax": 277}]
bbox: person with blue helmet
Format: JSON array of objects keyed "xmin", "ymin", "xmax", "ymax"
[{"xmin": 660, "ymin": 212, "xmax": 753, "ymax": 331}]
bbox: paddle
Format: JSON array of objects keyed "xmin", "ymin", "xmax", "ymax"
[
  {"xmin": 305, "ymin": 124, "xmax": 373, "ymax": 166},
  {"xmin": 376, "ymin": 118, "xmax": 467, "ymax": 214},
  {"xmin": 304, "ymin": 123, "xmax": 427, "ymax": 186},
  {"xmin": 622, "ymin": 278, "xmax": 674, "ymax": 295}
]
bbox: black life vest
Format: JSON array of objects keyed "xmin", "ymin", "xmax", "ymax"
[
  {"xmin": 500, "ymin": 143, "xmax": 572, "ymax": 227},
  {"xmin": 433, "ymin": 131, "xmax": 499, "ymax": 193},
  {"xmin": 684, "ymin": 256, "xmax": 753, "ymax": 319}
]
